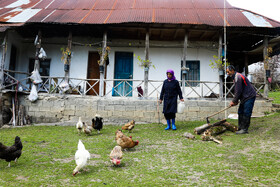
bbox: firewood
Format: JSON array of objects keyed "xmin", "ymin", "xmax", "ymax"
[
  {"xmin": 221, "ymin": 122, "xmax": 238, "ymax": 132},
  {"xmin": 205, "ymin": 126, "xmax": 227, "ymax": 136},
  {"xmin": 194, "ymin": 119, "xmax": 226, "ymax": 135},
  {"xmin": 182, "ymin": 132, "xmax": 195, "ymax": 140},
  {"xmin": 201, "ymin": 135, "xmax": 222, "ymax": 144}
]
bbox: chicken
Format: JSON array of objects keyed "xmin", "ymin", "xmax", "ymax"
[
  {"xmin": 121, "ymin": 120, "xmax": 135, "ymax": 132},
  {"xmin": 76, "ymin": 117, "xmax": 83, "ymax": 134},
  {"xmin": 0, "ymin": 136, "xmax": 23, "ymax": 167},
  {"xmin": 109, "ymin": 146, "xmax": 123, "ymax": 166},
  {"xmin": 92, "ymin": 114, "xmax": 103, "ymax": 133},
  {"xmin": 73, "ymin": 140, "xmax": 90, "ymax": 176},
  {"xmin": 115, "ymin": 129, "xmax": 139, "ymax": 149},
  {"xmin": 82, "ymin": 122, "xmax": 93, "ymax": 135}
]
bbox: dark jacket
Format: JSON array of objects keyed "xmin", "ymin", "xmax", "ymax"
[
  {"xmin": 160, "ymin": 79, "xmax": 183, "ymax": 113},
  {"xmin": 232, "ymin": 72, "xmax": 256, "ymax": 104}
]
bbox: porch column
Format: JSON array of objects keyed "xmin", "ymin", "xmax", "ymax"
[
  {"xmin": 99, "ymin": 31, "xmax": 107, "ymax": 97},
  {"xmin": 181, "ymin": 30, "xmax": 189, "ymax": 96},
  {"xmin": 34, "ymin": 31, "xmax": 42, "ymax": 72},
  {"xmin": 244, "ymin": 53, "xmax": 249, "ymax": 76},
  {"xmin": 144, "ymin": 29, "xmax": 149, "ymax": 98},
  {"xmin": 218, "ymin": 34, "xmax": 223, "ymax": 98},
  {"xmin": 263, "ymin": 36, "xmax": 269, "ymax": 98},
  {"xmin": 0, "ymin": 36, "xmax": 7, "ymax": 90},
  {"xmin": 64, "ymin": 32, "xmax": 72, "ymax": 83}
]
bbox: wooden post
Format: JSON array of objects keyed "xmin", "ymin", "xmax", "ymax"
[
  {"xmin": 144, "ymin": 29, "xmax": 149, "ymax": 98},
  {"xmin": 99, "ymin": 31, "xmax": 107, "ymax": 97},
  {"xmin": 244, "ymin": 53, "xmax": 249, "ymax": 76},
  {"xmin": 64, "ymin": 32, "xmax": 72, "ymax": 83},
  {"xmin": 218, "ymin": 34, "xmax": 223, "ymax": 98},
  {"xmin": 182, "ymin": 30, "xmax": 188, "ymax": 96},
  {"xmin": 0, "ymin": 36, "xmax": 7, "ymax": 90},
  {"xmin": 34, "ymin": 31, "xmax": 42, "ymax": 72},
  {"xmin": 263, "ymin": 36, "xmax": 268, "ymax": 98}
]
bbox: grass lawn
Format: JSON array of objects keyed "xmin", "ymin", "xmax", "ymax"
[
  {"xmin": 269, "ymin": 90, "xmax": 280, "ymax": 104},
  {"xmin": 1, "ymin": 112, "xmax": 280, "ymax": 186}
]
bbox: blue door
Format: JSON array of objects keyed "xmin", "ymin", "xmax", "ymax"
[{"xmin": 113, "ymin": 52, "xmax": 133, "ymax": 97}]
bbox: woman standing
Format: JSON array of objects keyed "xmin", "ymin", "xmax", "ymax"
[{"xmin": 159, "ymin": 69, "xmax": 184, "ymax": 130}]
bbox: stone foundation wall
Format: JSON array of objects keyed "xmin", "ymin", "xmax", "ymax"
[
  {"xmin": 0, "ymin": 93, "xmax": 13, "ymax": 126},
  {"xmin": 12, "ymin": 93, "xmax": 273, "ymax": 125}
]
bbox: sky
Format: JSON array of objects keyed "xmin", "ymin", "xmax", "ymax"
[{"xmin": 227, "ymin": 0, "xmax": 280, "ymax": 22}]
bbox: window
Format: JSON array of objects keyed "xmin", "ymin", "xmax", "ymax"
[{"xmin": 181, "ymin": 60, "xmax": 200, "ymax": 87}]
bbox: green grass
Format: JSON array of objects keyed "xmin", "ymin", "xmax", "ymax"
[
  {"xmin": 1, "ymin": 113, "xmax": 280, "ymax": 186},
  {"xmin": 269, "ymin": 90, "xmax": 280, "ymax": 104}
]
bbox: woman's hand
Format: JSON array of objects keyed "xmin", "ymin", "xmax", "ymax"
[
  {"xmin": 180, "ymin": 99, "xmax": 184, "ymax": 102},
  {"xmin": 159, "ymin": 100, "xmax": 163, "ymax": 104}
]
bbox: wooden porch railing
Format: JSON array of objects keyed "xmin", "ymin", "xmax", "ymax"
[{"xmin": 1, "ymin": 70, "xmax": 265, "ymax": 99}]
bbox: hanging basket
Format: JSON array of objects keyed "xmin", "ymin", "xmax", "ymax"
[{"xmin": 64, "ymin": 64, "xmax": 69, "ymax": 72}]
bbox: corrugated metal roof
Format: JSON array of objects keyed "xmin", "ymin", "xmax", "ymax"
[{"xmin": 0, "ymin": 0, "xmax": 279, "ymax": 28}]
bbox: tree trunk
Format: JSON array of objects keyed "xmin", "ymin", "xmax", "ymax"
[{"xmin": 194, "ymin": 119, "xmax": 226, "ymax": 135}]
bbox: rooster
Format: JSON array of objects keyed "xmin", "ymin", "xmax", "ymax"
[
  {"xmin": 92, "ymin": 114, "xmax": 103, "ymax": 133},
  {"xmin": 109, "ymin": 146, "xmax": 123, "ymax": 166},
  {"xmin": 115, "ymin": 129, "xmax": 139, "ymax": 149},
  {"xmin": 76, "ymin": 117, "xmax": 83, "ymax": 134},
  {"xmin": 73, "ymin": 140, "xmax": 90, "ymax": 176},
  {"xmin": 122, "ymin": 120, "xmax": 135, "ymax": 133},
  {"xmin": 0, "ymin": 136, "xmax": 23, "ymax": 167}
]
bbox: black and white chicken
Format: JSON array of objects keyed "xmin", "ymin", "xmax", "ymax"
[
  {"xmin": 92, "ymin": 114, "xmax": 103, "ymax": 133},
  {"xmin": 0, "ymin": 136, "xmax": 23, "ymax": 167}
]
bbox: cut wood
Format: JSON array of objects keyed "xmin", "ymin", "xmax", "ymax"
[
  {"xmin": 183, "ymin": 132, "xmax": 195, "ymax": 140},
  {"xmin": 201, "ymin": 135, "xmax": 222, "ymax": 144},
  {"xmin": 221, "ymin": 122, "xmax": 238, "ymax": 132},
  {"xmin": 204, "ymin": 126, "xmax": 227, "ymax": 136},
  {"xmin": 194, "ymin": 119, "xmax": 226, "ymax": 135}
]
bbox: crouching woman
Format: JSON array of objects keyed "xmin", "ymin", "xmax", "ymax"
[{"xmin": 159, "ymin": 69, "xmax": 184, "ymax": 130}]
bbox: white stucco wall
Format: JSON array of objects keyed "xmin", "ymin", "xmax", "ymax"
[{"xmin": 4, "ymin": 30, "xmax": 220, "ymax": 98}]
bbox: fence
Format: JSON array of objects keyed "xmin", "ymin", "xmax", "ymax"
[{"xmin": 1, "ymin": 70, "xmax": 265, "ymax": 98}]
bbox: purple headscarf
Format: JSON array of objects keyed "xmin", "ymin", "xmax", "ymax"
[{"xmin": 166, "ymin": 69, "xmax": 176, "ymax": 81}]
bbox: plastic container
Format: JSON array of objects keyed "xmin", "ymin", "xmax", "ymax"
[{"xmin": 177, "ymin": 101, "xmax": 185, "ymax": 114}]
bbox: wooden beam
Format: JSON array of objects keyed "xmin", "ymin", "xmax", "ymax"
[
  {"xmin": 181, "ymin": 30, "xmax": 188, "ymax": 96},
  {"xmin": 34, "ymin": 30, "xmax": 42, "ymax": 71},
  {"xmin": 244, "ymin": 53, "xmax": 248, "ymax": 76},
  {"xmin": 173, "ymin": 29, "xmax": 179, "ymax": 40},
  {"xmin": 0, "ymin": 35, "xmax": 7, "ymax": 90},
  {"xmin": 218, "ymin": 33, "xmax": 223, "ymax": 98},
  {"xmin": 263, "ymin": 36, "xmax": 269, "ymax": 98},
  {"xmin": 64, "ymin": 32, "xmax": 72, "ymax": 83},
  {"xmin": 144, "ymin": 28, "xmax": 149, "ymax": 97},
  {"xmin": 99, "ymin": 30, "xmax": 107, "ymax": 97}
]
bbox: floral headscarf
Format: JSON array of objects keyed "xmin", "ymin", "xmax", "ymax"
[{"xmin": 166, "ymin": 69, "xmax": 176, "ymax": 81}]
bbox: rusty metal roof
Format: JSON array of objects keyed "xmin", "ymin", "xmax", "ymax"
[{"xmin": 0, "ymin": 0, "xmax": 279, "ymax": 28}]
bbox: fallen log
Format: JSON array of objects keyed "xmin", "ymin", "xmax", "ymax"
[
  {"xmin": 221, "ymin": 122, "xmax": 238, "ymax": 132},
  {"xmin": 204, "ymin": 126, "xmax": 227, "ymax": 136},
  {"xmin": 194, "ymin": 119, "xmax": 226, "ymax": 135}
]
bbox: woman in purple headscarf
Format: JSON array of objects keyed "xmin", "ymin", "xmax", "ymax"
[{"xmin": 159, "ymin": 69, "xmax": 184, "ymax": 130}]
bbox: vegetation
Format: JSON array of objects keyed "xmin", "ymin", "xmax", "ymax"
[
  {"xmin": 268, "ymin": 89, "xmax": 280, "ymax": 104},
  {"xmin": 209, "ymin": 55, "xmax": 230, "ymax": 70},
  {"xmin": 1, "ymin": 112, "xmax": 280, "ymax": 186}
]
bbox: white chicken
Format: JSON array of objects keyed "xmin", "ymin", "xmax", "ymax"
[
  {"xmin": 76, "ymin": 117, "xmax": 83, "ymax": 134},
  {"xmin": 73, "ymin": 140, "xmax": 90, "ymax": 176}
]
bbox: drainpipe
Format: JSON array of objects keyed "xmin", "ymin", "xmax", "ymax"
[{"xmin": 99, "ymin": 31, "xmax": 107, "ymax": 97}]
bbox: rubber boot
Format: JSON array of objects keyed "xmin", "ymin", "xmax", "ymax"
[
  {"xmin": 238, "ymin": 114, "xmax": 243, "ymax": 131},
  {"xmin": 165, "ymin": 120, "xmax": 171, "ymax": 130},
  {"xmin": 171, "ymin": 118, "xmax": 176, "ymax": 130},
  {"xmin": 236, "ymin": 115, "xmax": 249, "ymax": 134},
  {"xmin": 243, "ymin": 116, "xmax": 251, "ymax": 134}
]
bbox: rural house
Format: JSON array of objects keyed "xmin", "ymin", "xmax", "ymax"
[{"xmin": 0, "ymin": 0, "xmax": 279, "ymax": 125}]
